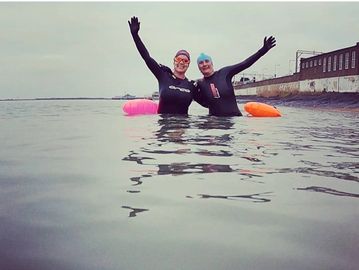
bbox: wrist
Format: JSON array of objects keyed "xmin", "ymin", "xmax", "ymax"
[{"xmin": 259, "ymin": 46, "xmax": 268, "ymax": 54}]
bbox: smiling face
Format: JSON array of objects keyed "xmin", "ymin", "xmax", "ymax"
[
  {"xmin": 198, "ymin": 59, "xmax": 214, "ymax": 77},
  {"xmin": 173, "ymin": 55, "xmax": 190, "ymax": 74}
]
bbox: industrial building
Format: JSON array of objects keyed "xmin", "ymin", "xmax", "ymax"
[{"xmin": 234, "ymin": 42, "xmax": 359, "ymax": 96}]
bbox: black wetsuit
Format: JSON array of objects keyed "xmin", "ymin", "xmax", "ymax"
[
  {"xmin": 131, "ymin": 32, "xmax": 205, "ymax": 114},
  {"xmin": 197, "ymin": 47, "xmax": 269, "ymax": 117}
]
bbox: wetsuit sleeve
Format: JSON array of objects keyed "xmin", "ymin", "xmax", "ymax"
[
  {"xmin": 221, "ymin": 47, "xmax": 268, "ymax": 78},
  {"xmin": 194, "ymin": 93, "xmax": 209, "ymax": 108},
  {"xmin": 130, "ymin": 32, "xmax": 163, "ymax": 80},
  {"xmin": 192, "ymin": 80, "xmax": 209, "ymax": 108}
]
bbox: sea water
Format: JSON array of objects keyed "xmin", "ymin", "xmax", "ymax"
[{"xmin": 0, "ymin": 100, "xmax": 358, "ymax": 270}]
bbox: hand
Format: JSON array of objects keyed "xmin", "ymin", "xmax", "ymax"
[
  {"xmin": 128, "ymin": 16, "xmax": 140, "ymax": 35},
  {"xmin": 262, "ymin": 36, "xmax": 276, "ymax": 52}
]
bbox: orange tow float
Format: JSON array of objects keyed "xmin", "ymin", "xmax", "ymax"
[{"xmin": 244, "ymin": 102, "xmax": 281, "ymax": 117}]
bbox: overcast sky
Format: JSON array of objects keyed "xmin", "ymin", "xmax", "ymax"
[{"xmin": 1, "ymin": 1, "xmax": 359, "ymax": 99}]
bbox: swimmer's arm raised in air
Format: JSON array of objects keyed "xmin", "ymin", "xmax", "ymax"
[
  {"xmin": 223, "ymin": 36, "xmax": 276, "ymax": 78},
  {"xmin": 128, "ymin": 16, "xmax": 162, "ymax": 80}
]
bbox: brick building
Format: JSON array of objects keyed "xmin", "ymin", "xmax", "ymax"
[
  {"xmin": 234, "ymin": 42, "xmax": 359, "ymax": 95},
  {"xmin": 300, "ymin": 42, "xmax": 359, "ymax": 80}
]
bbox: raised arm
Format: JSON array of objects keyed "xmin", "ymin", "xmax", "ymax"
[
  {"xmin": 128, "ymin": 16, "xmax": 162, "ymax": 79},
  {"xmin": 223, "ymin": 36, "xmax": 276, "ymax": 78}
]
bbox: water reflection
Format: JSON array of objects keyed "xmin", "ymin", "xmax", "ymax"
[
  {"xmin": 122, "ymin": 115, "xmax": 248, "ymax": 215},
  {"xmin": 123, "ymin": 115, "xmax": 238, "ymax": 184},
  {"xmin": 191, "ymin": 116, "xmax": 236, "ymax": 147},
  {"xmin": 154, "ymin": 114, "xmax": 191, "ymax": 145},
  {"xmin": 192, "ymin": 192, "xmax": 273, "ymax": 203},
  {"xmin": 275, "ymin": 122, "xmax": 358, "ymax": 183},
  {"xmin": 297, "ymin": 186, "xmax": 359, "ymax": 198},
  {"xmin": 150, "ymin": 115, "xmax": 236, "ymax": 146},
  {"xmin": 157, "ymin": 163, "xmax": 233, "ymax": 175},
  {"xmin": 122, "ymin": 150, "xmax": 154, "ymax": 164},
  {"xmin": 122, "ymin": 206, "xmax": 149, "ymax": 218},
  {"xmin": 120, "ymin": 110, "xmax": 358, "ymax": 218},
  {"xmin": 194, "ymin": 115, "xmax": 236, "ymax": 130},
  {"xmin": 149, "ymin": 114, "xmax": 236, "ymax": 152},
  {"xmin": 277, "ymin": 167, "xmax": 358, "ymax": 182},
  {"xmin": 280, "ymin": 125, "xmax": 359, "ymax": 157},
  {"xmin": 124, "ymin": 163, "xmax": 266, "ymax": 186}
]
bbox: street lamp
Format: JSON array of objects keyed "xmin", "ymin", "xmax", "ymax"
[{"xmin": 274, "ymin": 64, "xmax": 280, "ymax": 78}]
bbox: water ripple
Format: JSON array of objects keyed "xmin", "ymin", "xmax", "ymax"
[
  {"xmin": 122, "ymin": 206, "xmax": 149, "ymax": 218},
  {"xmin": 277, "ymin": 167, "xmax": 358, "ymax": 182},
  {"xmin": 297, "ymin": 186, "xmax": 359, "ymax": 198},
  {"xmin": 190, "ymin": 192, "xmax": 273, "ymax": 203}
]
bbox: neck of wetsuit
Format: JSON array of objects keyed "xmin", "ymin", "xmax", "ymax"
[
  {"xmin": 173, "ymin": 70, "xmax": 186, "ymax": 80},
  {"xmin": 204, "ymin": 71, "xmax": 215, "ymax": 78}
]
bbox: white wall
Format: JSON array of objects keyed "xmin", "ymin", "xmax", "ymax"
[
  {"xmin": 300, "ymin": 75, "xmax": 359, "ymax": 93},
  {"xmin": 236, "ymin": 75, "xmax": 359, "ymax": 96}
]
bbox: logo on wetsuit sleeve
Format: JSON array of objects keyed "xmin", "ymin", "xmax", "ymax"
[
  {"xmin": 169, "ymin": 85, "xmax": 191, "ymax": 93},
  {"xmin": 210, "ymin": 83, "xmax": 220, "ymax": 98}
]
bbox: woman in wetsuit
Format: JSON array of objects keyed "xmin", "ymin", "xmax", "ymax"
[
  {"xmin": 195, "ymin": 36, "xmax": 276, "ymax": 116},
  {"xmin": 128, "ymin": 16, "xmax": 206, "ymax": 114}
]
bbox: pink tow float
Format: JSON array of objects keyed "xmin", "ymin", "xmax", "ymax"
[
  {"xmin": 122, "ymin": 99, "xmax": 282, "ymax": 117},
  {"xmin": 122, "ymin": 99, "xmax": 158, "ymax": 116}
]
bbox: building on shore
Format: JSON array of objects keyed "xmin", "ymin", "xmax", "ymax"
[
  {"xmin": 112, "ymin": 94, "xmax": 137, "ymax": 100},
  {"xmin": 234, "ymin": 42, "xmax": 359, "ymax": 97}
]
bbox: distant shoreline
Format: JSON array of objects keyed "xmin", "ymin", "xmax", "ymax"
[{"xmin": 1, "ymin": 93, "xmax": 358, "ymax": 110}]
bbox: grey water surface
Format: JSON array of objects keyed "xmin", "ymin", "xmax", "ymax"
[{"xmin": 0, "ymin": 100, "xmax": 358, "ymax": 270}]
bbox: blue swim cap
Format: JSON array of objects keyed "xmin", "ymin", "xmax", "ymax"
[{"xmin": 197, "ymin": 53, "xmax": 212, "ymax": 64}]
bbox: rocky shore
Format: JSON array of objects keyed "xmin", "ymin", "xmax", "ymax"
[{"xmin": 237, "ymin": 92, "xmax": 359, "ymax": 111}]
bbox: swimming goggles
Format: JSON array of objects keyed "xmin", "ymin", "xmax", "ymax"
[{"xmin": 174, "ymin": 56, "xmax": 190, "ymax": 64}]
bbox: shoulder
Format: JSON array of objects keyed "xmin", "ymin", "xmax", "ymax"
[
  {"xmin": 183, "ymin": 79, "xmax": 197, "ymax": 91},
  {"xmin": 216, "ymin": 67, "xmax": 228, "ymax": 74},
  {"xmin": 192, "ymin": 78, "xmax": 205, "ymax": 86},
  {"xmin": 188, "ymin": 79, "xmax": 198, "ymax": 87},
  {"xmin": 189, "ymin": 79, "xmax": 206, "ymax": 95},
  {"xmin": 159, "ymin": 64, "xmax": 172, "ymax": 74}
]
